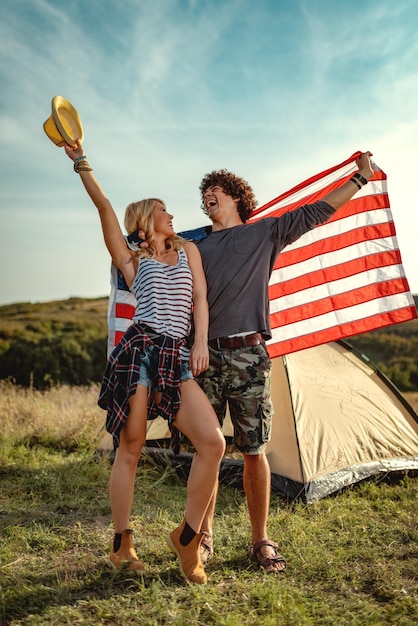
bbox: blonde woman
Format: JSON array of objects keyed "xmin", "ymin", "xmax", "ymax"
[{"xmin": 64, "ymin": 141, "xmax": 225, "ymax": 585}]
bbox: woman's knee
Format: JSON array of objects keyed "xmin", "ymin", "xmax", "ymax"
[
  {"xmin": 198, "ymin": 429, "xmax": 226, "ymax": 462},
  {"xmin": 117, "ymin": 437, "xmax": 145, "ymax": 464}
]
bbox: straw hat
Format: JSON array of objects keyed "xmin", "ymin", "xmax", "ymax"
[{"xmin": 43, "ymin": 96, "xmax": 84, "ymax": 147}]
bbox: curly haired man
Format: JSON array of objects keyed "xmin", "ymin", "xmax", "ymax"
[{"xmin": 196, "ymin": 154, "xmax": 374, "ymax": 573}]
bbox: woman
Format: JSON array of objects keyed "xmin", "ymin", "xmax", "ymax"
[{"xmin": 64, "ymin": 141, "xmax": 225, "ymax": 585}]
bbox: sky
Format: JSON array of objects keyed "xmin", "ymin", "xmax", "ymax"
[{"xmin": 1, "ymin": 0, "xmax": 417, "ymax": 306}]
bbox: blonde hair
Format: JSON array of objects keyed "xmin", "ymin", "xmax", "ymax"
[{"xmin": 124, "ymin": 198, "xmax": 184, "ymax": 258}]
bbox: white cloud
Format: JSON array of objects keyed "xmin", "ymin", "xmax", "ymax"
[{"xmin": 0, "ymin": 0, "xmax": 417, "ymax": 305}]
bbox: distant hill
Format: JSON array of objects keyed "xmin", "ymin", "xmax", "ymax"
[
  {"xmin": 0, "ymin": 297, "xmax": 109, "ymax": 388},
  {"xmin": 0, "ymin": 296, "xmax": 109, "ymax": 339},
  {"xmin": 0, "ymin": 296, "xmax": 417, "ymax": 390}
]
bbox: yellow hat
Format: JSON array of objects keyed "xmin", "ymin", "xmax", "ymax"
[{"xmin": 43, "ymin": 96, "xmax": 84, "ymax": 147}]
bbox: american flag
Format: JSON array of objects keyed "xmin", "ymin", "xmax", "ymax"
[{"xmin": 107, "ymin": 152, "xmax": 417, "ymax": 358}]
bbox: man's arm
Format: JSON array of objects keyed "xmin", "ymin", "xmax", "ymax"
[{"xmin": 322, "ymin": 151, "xmax": 374, "ymax": 210}]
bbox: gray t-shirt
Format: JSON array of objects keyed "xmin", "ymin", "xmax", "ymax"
[{"xmin": 197, "ymin": 201, "xmax": 335, "ymax": 341}]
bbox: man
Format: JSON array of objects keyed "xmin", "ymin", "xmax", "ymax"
[{"xmin": 196, "ymin": 152, "xmax": 374, "ymax": 573}]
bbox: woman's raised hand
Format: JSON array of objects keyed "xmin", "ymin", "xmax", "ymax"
[{"xmin": 64, "ymin": 138, "xmax": 84, "ymax": 162}]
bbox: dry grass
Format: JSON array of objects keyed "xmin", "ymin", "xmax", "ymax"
[
  {"xmin": 1, "ymin": 382, "xmax": 416, "ymax": 455},
  {"xmin": 0, "ymin": 381, "xmax": 105, "ymax": 450}
]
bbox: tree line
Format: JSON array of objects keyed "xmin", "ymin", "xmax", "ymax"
[
  {"xmin": 0, "ymin": 298, "xmax": 108, "ymax": 389},
  {"xmin": 0, "ymin": 297, "xmax": 417, "ymax": 391}
]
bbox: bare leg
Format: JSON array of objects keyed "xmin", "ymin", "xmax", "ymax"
[
  {"xmin": 109, "ymin": 384, "xmax": 148, "ymax": 532},
  {"xmin": 200, "ymin": 453, "xmax": 272, "ymax": 553},
  {"xmin": 167, "ymin": 380, "xmax": 224, "ymax": 583},
  {"xmin": 244, "ymin": 451, "xmax": 285, "ymax": 572},
  {"xmin": 243, "ymin": 452, "xmax": 270, "ymax": 542},
  {"xmin": 173, "ymin": 379, "xmax": 225, "ymax": 533}
]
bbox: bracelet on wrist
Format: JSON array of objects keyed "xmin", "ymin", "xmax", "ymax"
[
  {"xmin": 353, "ymin": 172, "xmax": 368, "ymax": 186},
  {"xmin": 350, "ymin": 177, "xmax": 362, "ymax": 190},
  {"xmin": 73, "ymin": 156, "xmax": 93, "ymax": 173}
]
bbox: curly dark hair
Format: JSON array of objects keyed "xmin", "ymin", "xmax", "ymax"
[{"xmin": 199, "ymin": 169, "xmax": 258, "ymax": 222}]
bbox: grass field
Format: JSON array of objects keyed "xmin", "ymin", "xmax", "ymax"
[{"xmin": 0, "ymin": 383, "xmax": 417, "ymax": 625}]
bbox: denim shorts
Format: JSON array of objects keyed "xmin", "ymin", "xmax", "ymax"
[{"xmin": 138, "ymin": 344, "xmax": 193, "ymax": 388}]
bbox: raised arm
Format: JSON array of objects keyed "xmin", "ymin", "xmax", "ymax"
[
  {"xmin": 183, "ymin": 241, "xmax": 209, "ymax": 377},
  {"xmin": 64, "ymin": 140, "xmax": 136, "ymax": 286},
  {"xmin": 322, "ymin": 151, "xmax": 374, "ymax": 210}
]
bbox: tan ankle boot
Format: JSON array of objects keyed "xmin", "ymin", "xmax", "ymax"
[
  {"xmin": 166, "ymin": 519, "xmax": 207, "ymax": 584},
  {"xmin": 109, "ymin": 529, "xmax": 146, "ymax": 572}
]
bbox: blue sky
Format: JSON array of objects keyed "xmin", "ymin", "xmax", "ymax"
[{"xmin": 1, "ymin": 0, "xmax": 417, "ymax": 305}]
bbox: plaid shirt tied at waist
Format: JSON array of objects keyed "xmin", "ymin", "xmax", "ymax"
[{"xmin": 98, "ymin": 322, "xmax": 185, "ymax": 449}]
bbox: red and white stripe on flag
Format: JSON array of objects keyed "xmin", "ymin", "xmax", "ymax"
[
  {"xmin": 107, "ymin": 262, "xmax": 136, "ymax": 355},
  {"xmin": 249, "ymin": 152, "xmax": 417, "ymax": 358},
  {"xmin": 108, "ymin": 152, "xmax": 417, "ymax": 359}
]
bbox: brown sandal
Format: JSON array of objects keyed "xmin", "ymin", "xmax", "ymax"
[
  {"xmin": 251, "ymin": 539, "xmax": 286, "ymax": 574},
  {"xmin": 200, "ymin": 534, "xmax": 213, "ymax": 566}
]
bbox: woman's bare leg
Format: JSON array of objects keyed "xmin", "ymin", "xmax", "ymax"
[
  {"xmin": 173, "ymin": 379, "xmax": 225, "ymax": 533},
  {"xmin": 109, "ymin": 384, "xmax": 148, "ymax": 532}
]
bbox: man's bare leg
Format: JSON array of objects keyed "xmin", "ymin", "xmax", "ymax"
[{"xmin": 243, "ymin": 451, "xmax": 286, "ymax": 572}]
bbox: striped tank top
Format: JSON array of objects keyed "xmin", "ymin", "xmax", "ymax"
[{"xmin": 131, "ymin": 248, "xmax": 193, "ymax": 349}]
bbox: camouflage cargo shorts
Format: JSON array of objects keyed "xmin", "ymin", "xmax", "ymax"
[{"xmin": 197, "ymin": 342, "xmax": 274, "ymax": 454}]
